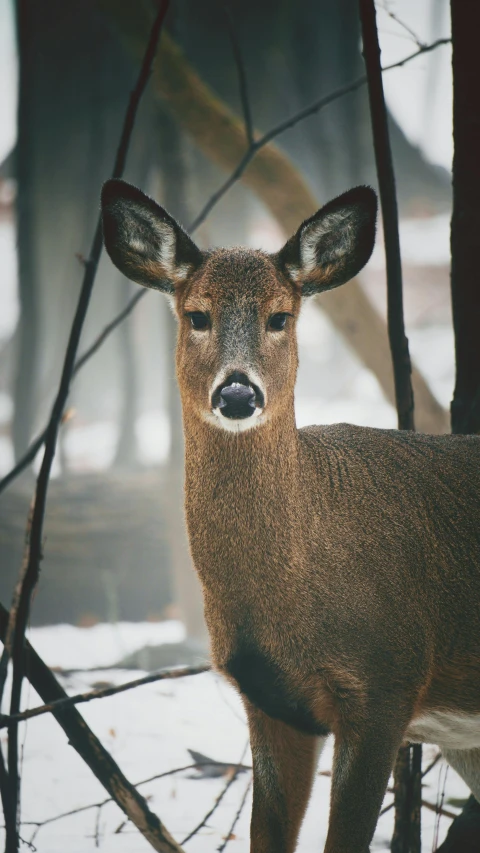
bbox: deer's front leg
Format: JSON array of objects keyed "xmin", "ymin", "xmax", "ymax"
[
  {"xmin": 325, "ymin": 721, "xmax": 405, "ymax": 853},
  {"xmin": 245, "ymin": 699, "xmax": 326, "ymax": 853}
]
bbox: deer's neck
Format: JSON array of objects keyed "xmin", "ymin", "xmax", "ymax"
[{"xmin": 183, "ymin": 410, "xmax": 301, "ymax": 604}]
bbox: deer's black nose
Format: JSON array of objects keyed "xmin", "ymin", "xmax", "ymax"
[
  {"xmin": 212, "ymin": 371, "xmax": 261, "ymax": 420},
  {"xmin": 219, "ymin": 382, "xmax": 256, "ymax": 419}
]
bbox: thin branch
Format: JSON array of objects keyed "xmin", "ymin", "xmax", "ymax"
[
  {"xmin": 377, "ymin": 2, "xmax": 426, "ymax": 48},
  {"xmin": 219, "ymin": 0, "xmax": 254, "ymax": 146},
  {"xmin": 94, "ymin": 804, "xmax": 102, "ymax": 848},
  {"xmin": 421, "ymin": 752, "xmax": 441, "ymax": 779},
  {"xmin": 22, "ymin": 761, "xmax": 251, "ymax": 845},
  {"xmin": 217, "ymin": 773, "xmax": 252, "ymax": 852},
  {"xmin": 25, "ymin": 766, "xmax": 204, "ymax": 840},
  {"xmin": 379, "ymin": 798, "xmax": 457, "ymax": 821},
  {"xmin": 0, "ymin": 35, "xmax": 451, "ymax": 497},
  {"xmin": 0, "ymin": 3, "xmax": 172, "ymax": 850},
  {"xmin": 0, "ymin": 663, "xmax": 210, "ymax": 729},
  {"xmin": 433, "ymin": 764, "xmax": 449, "ymax": 850},
  {"xmin": 74, "ymin": 288, "xmax": 146, "ymax": 374},
  {"xmin": 0, "ymin": 289, "xmax": 147, "ymax": 493},
  {"xmin": 181, "ymin": 742, "xmax": 249, "ymax": 845}
]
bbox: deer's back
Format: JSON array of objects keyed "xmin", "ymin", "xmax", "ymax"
[{"xmin": 298, "ymin": 424, "xmax": 480, "ymax": 644}]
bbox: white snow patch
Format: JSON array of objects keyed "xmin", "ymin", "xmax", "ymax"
[{"xmin": 27, "ymin": 620, "xmax": 186, "ymax": 671}]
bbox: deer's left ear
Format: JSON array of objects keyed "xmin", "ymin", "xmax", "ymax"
[{"xmin": 275, "ymin": 186, "xmax": 377, "ymax": 296}]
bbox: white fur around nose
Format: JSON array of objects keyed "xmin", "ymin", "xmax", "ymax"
[{"xmin": 209, "ymin": 404, "xmax": 264, "ymax": 433}]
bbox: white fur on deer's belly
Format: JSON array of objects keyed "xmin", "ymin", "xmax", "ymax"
[{"xmin": 407, "ymin": 711, "xmax": 480, "ymax": 750}]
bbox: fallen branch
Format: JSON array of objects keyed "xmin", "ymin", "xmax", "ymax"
[
  {"xmin": 0, "ymin": 663, "xmax": 210, "ymax": 729},
  {"xmin": 0, "ymin": 601, "xmax": 184, "ymax": 852}
]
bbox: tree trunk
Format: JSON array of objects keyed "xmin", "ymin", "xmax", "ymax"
[
  {"xmin": 12, "ymin": 0, "xmax": 39, "ymax": 460},
  {"xmin": 450, "ymin": 0, "xmax": 480, "ymax": 435},
  {"xmin": 438, "ymin": 3, "xmax": 480, "ymax": 849}
]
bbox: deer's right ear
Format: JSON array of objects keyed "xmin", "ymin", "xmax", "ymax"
[{"xmin": 101, "ymin": 180, "xmax": 203, "ymax": 293}]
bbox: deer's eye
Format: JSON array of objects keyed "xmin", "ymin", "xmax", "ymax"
[
  {"xmin": 187, "ymin": 312, "xmax": 209, "ymax": 331},
  {"xmin": 268, "ymin": 313, "xmax": 289, "ymax": 331}
]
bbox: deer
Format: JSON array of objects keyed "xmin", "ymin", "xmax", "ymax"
[{"xmin": 101, "ymin": 179, "xmax": 480, "ymax": 853}]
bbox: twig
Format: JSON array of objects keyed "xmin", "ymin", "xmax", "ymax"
[
  {"xmin": 0, "ymin": 34, "xmax": 450, "ymax": 496},
  {"xmin": 377, "ymin": 2, "xmax": 426, "ymax": 48},
  {"xmin": 0, "ymin": 663, "xmax": 210, "ymax": 728},
  {"xmin": 0, "ymin": 289, "xmax": 146, "ymax": 493},
  {"xmin": 0, "ymin": 600, "xmax": 184, "ymax": 852},
  {"xmin": 217, "ymin": 773, "xmax": 252, "ymax": 852},
  {"xmin": 25, "ymin": 767, "xmax": 202, "ymax": 840},
  {"xmin": 219, "ymin": 0, "xmax": 254, "ymax": 146},
  {"xmin": 421, "ymin": 752, "xmax": 441, "ymax": 779},
  {"xmin": 22, "ymin": 762, "xmax": 245, "ymax": 844},
  {"xmin": 379, "ymin": 798, "xmax": 456, "ymax": 821},
  {"xmin": 181, "ymin": 742, "xmax": 249, "ymax": 845},
  {"xmin": 0, "ymin": 3, "xmax": 174, "ymax": 850},
  {"xmin": 433, "ymin": 764, "xmax": 449, "ymax": 850},
  {"xmin": 94, "ymin": 804, "xmax": 102, "ymax": 848}
]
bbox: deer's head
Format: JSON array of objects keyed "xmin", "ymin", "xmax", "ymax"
[{"xmin": 102, "ymin": 181, "xmax": 377, "ymax": 433}]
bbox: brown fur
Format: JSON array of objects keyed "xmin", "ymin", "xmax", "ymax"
[{"xmin": 102, "ymin": 180, "xmax": 480, "ymax": 853}]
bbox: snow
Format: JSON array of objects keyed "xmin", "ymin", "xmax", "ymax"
[{"xmin": 0, "ymin": 622, "xmax": 469, "ymax": 851}]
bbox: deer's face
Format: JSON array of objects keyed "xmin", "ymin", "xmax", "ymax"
[
  {"xmin": 174, "ymin": 250, "xmax": 301, "ymax": 431},
  {"xmin": 102, "ymin": 181, "xmax": 377, "ymax": 433}
]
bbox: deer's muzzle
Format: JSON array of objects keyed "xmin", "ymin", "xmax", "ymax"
[{"xmin": 211, "ymin": 371, "xmax": 264, "ymax": 420}]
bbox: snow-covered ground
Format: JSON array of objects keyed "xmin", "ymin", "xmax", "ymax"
[{"xmin": 0, "ymin": 621, "xmax": 468, "ymax": 852}]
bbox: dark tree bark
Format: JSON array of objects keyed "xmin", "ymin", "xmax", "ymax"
[
  {"xmin": 13, "ymin": 0, "xmax": 39, "ymax": 461},
  {"xmin": 450, "ymin": 0, "xmax": 480, "ymax": 435},
  {"xmin": 359, "ymin": 0, "xmax": 414, "ymax": 432},
  {"xmin": 438, "ymin": 2, "xmax": 480, "ymax": 850}
]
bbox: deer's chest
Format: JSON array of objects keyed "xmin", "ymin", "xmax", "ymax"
[{"xmin": 223, "ymin": 640, "xmax": 330, "ymax": 737}]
